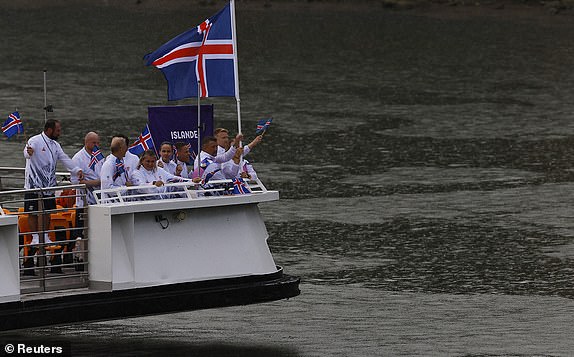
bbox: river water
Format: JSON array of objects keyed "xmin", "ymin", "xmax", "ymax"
[{"xmin": 1, "ymin": 1, "xmax": 574, "ymax": 356}]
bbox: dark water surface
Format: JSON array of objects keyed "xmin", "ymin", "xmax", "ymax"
[{"xmin": 2, "ymin": 2, "xmax": 574, "ymax": 356}]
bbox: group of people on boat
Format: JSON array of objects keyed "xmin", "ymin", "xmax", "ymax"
[{"xmin": 22, "ymin": 119, "xmax": 263, "ymax": 244}]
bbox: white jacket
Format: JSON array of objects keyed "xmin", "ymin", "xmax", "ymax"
[
  {"xmin": 24, "ymin": 132, "xmax": 80, "ymax": 191},
  {"xmin": 131, "ymin": 166, "xmax": 188, "ymax": 200},
  {"xmin": 71, "ymin": 147, "xmax": 103, "ymax": 206}
]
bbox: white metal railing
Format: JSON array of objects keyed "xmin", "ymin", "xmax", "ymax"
[
  {"xmin": 94, "ymin": 177, "xmax": 268, "ymax": 205},
  {"xmin": 0, "ymin": 166, "xmax": 72, "ymax": 192},
  {"xmin": 0, "ymin": 165, "xmax": 269, "ymax": 294},
  {"xmin": 0, "ymin": 182, "xmax": 89, "ymax": 294}
]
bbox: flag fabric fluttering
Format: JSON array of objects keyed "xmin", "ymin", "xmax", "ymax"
[
  {"xmin": 144, "ymin": 2, "xmax": 237, "ymax": 101},
  {"xmin": 89, "ymin": 145, "xmax": 105, "ymax": 171},
  {"xmin": 129, "ymin": 125, "xmax": 155, "ymax": 156},
  {"xmin": 255, "ymin": 118, "xmax": 272, "ymax": 135},
  {"xmin": 231, "ymin": 178, "xmax": 251, "ymax": 195},
  {"xmin": 1, "ymin": 111, "xmax": 23, "ymax": 138}
]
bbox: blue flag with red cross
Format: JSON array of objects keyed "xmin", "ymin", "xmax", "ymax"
[{"xmin": 144, "ymin": 2, "xmax": 237, "ymax": 101}]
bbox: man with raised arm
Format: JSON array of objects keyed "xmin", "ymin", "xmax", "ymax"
[
  {"xmin": 192, "ymin": 128, "xmax": 262, "ymax": 178},
  {"xmin": 199, "ymin": 136, "xmax": 242, "ymax": 182}
]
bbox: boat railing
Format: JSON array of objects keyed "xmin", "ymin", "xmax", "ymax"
[
  {"xmin": 0, "ymin": 165, "xmax": 270, "ymax": 294},
  {"xmin": 93, "ymin": 177, "xmax": 268, "ymax": 205},
  {"xmin": 0, "ymin": 166, "xmax": 72, "ymax": 191},
  {"xmin": 0, "ymin": 181, "xmax": 89, "ymax": 294}
]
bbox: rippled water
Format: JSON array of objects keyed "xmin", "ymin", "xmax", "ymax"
[{"xmin": 2, "ymin": 2, "xmax": 574, "ymax": 356}]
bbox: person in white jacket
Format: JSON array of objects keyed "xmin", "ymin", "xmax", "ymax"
[
  {"xmin": 131, "ymin": 150, "xmax": 193, "ymax": 200},
  {"xmin": 192, "ymin": 127, "xmax": 263, "ymax": 179},
  {"xmin": 71, "ymin": 132, "xmax": 103, "ymax": 207},
  {"xmin": 23, "ymin": 119, "xmax": 83, "ymax": 234},
  {"xmin": 156, "ymin": 142, "xmax": 182, "ymax": 177},
  {"xmin": 100, "ymin": 137, "xmax": 133, "ymax": 202},
  {"xmin": 199, "ymin": 136, "xmax": 242, "ymax": 183},
  {"xmin": 22, "ymin": 119, "xmax": 83, "ymax": 275}
]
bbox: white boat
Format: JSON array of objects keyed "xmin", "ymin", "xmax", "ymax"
[{"xmin": 0, "ymin": 168, "xmax": 300, "ymax": 331}]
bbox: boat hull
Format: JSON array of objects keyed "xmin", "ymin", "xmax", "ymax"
[{"xmin": 0, "ymin": 268, "xmax": 300, "ymax": 331}]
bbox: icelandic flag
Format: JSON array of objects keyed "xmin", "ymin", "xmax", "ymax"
[
  {"xmin": 113, "ymin": 158, "xmax": 125, "ymax": 181},
  {"xmin": 2, "ymin": 112, "xmax": 23, "ymax": 138},
  {"xmin": 144, "ymin": 2, "xmax": 237, "ymax": 101},
  {"xmin": 129, "ymin": 125, "xmax": 155, "ymax": 156},
  {"xmin": 231, "ymin": 178, "xmax": 251, "ymax": 195},
  {"xmin": 89, "ymin": 145, "xmax": 105, "ymax": 171},
  {"xmin": 255, "ymin": 118, "xmax": 272, "ymax": 135}
]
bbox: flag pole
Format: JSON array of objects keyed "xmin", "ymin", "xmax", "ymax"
[
  {"xmin": 230, "ymin": 0, "xmax": 242, "ymax": 139},
  {"xmin": 43, "ymin": 70, "xmax": 48, "ymax": 123},
  {"xmin": 197, "ymin": 80, "xmax": 201, "ymax": 177},
  {"xmin": 230, "ymin": 0, "xmax": 245, "ymax": 174}
]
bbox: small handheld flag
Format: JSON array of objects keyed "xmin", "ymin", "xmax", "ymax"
[
  {"xmin": 129, "ymin": 125, "xmax": 155, "ymax": 156},
  {"xmin": 113, "ymin": 158, "xmax": 126, "ymax": 181},
  {"xmin": 89, "ymin": 145, "xmax": 105, "ymax": 171},
  {"xmin": 231, "ymin": 178, "xmax": 251, "ymax": 195},
  {"xmin": 256, "ymin": 118, "xmax": 272, "ymax": 135},
  {"xmin": 2, "ymin": 112, "xmax": 23, "ymax": 138}
]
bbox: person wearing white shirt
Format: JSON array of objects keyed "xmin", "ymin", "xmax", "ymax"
[
  {"xmin": 215, "ymin": 127, "xmax": 263, "ymax": 160},
  {"xmin": 124, "ymin": 151, "xmax": 140, "ymax": 178},
  {"xmin": 200, "ymin": 137, "xmax": 242, "ymax": 182},
  {"xmin": 192, "ymin": 129, "xmax": 236, "ymax": 177},
  {"xmin": 22, "ymin": 119, "xmax": 83, "ymax": 275},
  {"xmin": 173, "ymin": 141, "xmax": 193, "ymax": 178},
  {"xmin": 71, "ymin": 132, "xmax": 103, "ymax": 206},
  {"xmin": 156, "ymin": 142, "xmax": 182, "ymax": 176},
  {"xmin": 112, "ymin": 134, "xmax": 139, "ymax": 180},
  {"xmin": 238, "ymin": 159, "xmax": 258, "ymax": 181},
  {"xmin": 100, "ymin": 137, "xmax": 133, "ymax": 202},
  {"xmin": 193, "ymin": 128, "xmax": 262, "ymax": 178},
  {"xmin": 132, "ymin": 150, "xmax": 192, "ymax": 200}
]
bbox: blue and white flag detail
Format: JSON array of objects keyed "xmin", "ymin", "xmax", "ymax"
[
  {"xmin": 2, "ymin": 111, "xmax": 23, "ymax": 138},
  {"xmin": 255, "ymin": 118, "xmax": 272, "ymax": 135},
  {"xmin": 231, "ymin": 178, "xmax": 251, "ymax": 195},
  {"xmin": 113, "ymin": 158, "xmax": 126, "ymax": 181},
  {"xmin": 129, "ymin": 125, "xmax": 155, "ymax": 156},
  {"xmin": 144, "ymin": 2, "xmax": 237, "ymax": 101},
  {"xmin": 202, "ymin": 168, "xmax": 220, "ymax": 185},
  {"xmin": 89, "ymin": 145, "xmax": 105, "ymax": 171}
]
